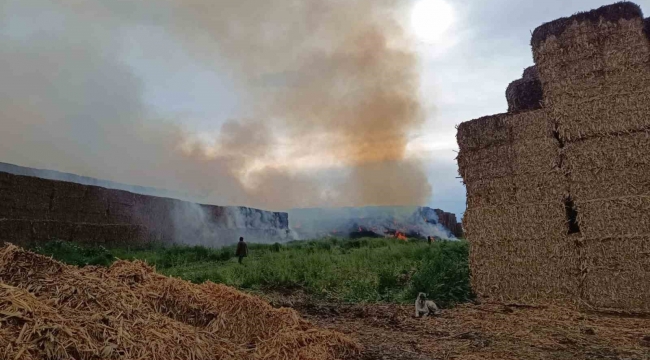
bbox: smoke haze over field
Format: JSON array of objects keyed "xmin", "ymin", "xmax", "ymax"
[{"xmin": 0, "ymin": 0, "xmax": 432, "ymax": 210}]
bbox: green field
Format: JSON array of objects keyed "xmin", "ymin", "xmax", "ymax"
[{"xmin": 31, "ymin": 237, "xmax": 473, "ymax": 307}]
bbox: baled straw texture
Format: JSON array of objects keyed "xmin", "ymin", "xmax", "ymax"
[
  {"xmin": 456, "ymin": 114, "xmax": 509, "ymax": 152},
  {"xmin": 531, "ymin": 2, "xmax": 642, "ymax": 49},
  {"xmin": 505, "ymin": 66, "xmax": 543, "ymax": 113},
  {"xmin": 466, "ymin": 171, "xmax": 566, "ymax": 208},
  {"xmin": 505, "ymin": 108, "xmax": 554, "ymax": 142},
  {"xmin": 511, "ymin": 138, "xmax": 561, "ymax": 174},
  {"xmin": 460, "ymin": 1, "xmax": 650, "ymax": 312},
  {"xmin": 563, "ymin": 131, "xmax": 650, "ymax": 172},
  {"xmin": 457, "ymin": 144, "xmax": 512, "ymax": 183},
  {"xmin": 458, "ymin": 109, "xmax": 558, "ymax": 189},
  {"xmin": 470, "ymin": 236, "xmax": 579, "ymax": 304},
  {"xmin": 463, "ymin": 203, "xmax": 567, "ymax": 243},
  {"xmin": 0, "ymin": 245, "xmax": 361, "ymax": 360},
  {"xmin": 456, "ymin": 109, "xmax": 553, "ymax": 154},
  {"xmin": 565, "ymin": 131, "xmax": 650, "ymax": 199},
  {"xmin": 458, "ymin": 138, "xmax": 560, "ymax": 184},
  {"xmin": 575, "ymin": 196, "xmax": 650, "ymax": 238},
  {"xmin": 570, "ymin": 166, "xmax": 650, "ymax": 200},
  {"xmin": 580, "ymin": 235, "xmax": 650, "ymax": 312},
  {"xmin": 534, "ymin": 12, "xmax": 650, "ymax": 141}
]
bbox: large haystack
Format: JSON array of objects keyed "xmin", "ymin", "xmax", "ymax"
[
  {"xmin": 0, "ymin": 244, "xmax": 361, "ymax": 359},
  {"xmin": 458, "ymin": 2, "xmax": 650, "ymax": 312}
]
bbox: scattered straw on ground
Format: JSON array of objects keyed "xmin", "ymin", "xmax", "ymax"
[
  {"xmin": 285, "ymin": 299, "xmax": 650, "ymax": 360},
  {"xmin": 0, "ymin": 244, "xmax": 361, "ymax": 360}
]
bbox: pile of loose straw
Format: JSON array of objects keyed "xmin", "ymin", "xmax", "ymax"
[{"xmin": 0, "ymin": 244, "xmax": 361, "ymax": 359}]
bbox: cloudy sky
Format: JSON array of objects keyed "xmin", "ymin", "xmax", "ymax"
[{"xmin": 1, "ymin": 0, "xmax": 648, "ymax": 218}]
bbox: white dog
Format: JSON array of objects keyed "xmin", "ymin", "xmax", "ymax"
[{"xmin": 415, "ymin": 292, "xmax": 441, "ymax": 318}]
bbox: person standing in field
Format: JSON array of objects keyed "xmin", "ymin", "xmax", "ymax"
[{"xmin": 235, "ymin": 236, "xmax": 248, "ymax": 264}]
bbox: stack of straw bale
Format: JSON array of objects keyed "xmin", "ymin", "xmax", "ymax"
[
  {"xmin": 532, "ymin": 1, "xmax": 650, "ymax": 312},
  {"xmin": 459, "ymin": 1, "xmax": 650, "ymax": 312},
  {"xmin": 0, "ymin": 244, "xmax": 361, "ymax": 359},
  {"xmin": 457, "ymin": 105, "xmax": 575, "ymax": 303}
]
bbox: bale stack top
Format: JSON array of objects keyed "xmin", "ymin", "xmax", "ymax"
[{"xmin": 458, "ymin": 1, "xmax": 650, "ymax": 312}]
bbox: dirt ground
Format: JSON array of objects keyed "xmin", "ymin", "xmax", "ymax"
[{"xmin": 265, "ymin": 294, "xmax": 650, "ymax": 360}]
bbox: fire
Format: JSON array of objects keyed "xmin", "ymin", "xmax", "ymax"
[{"xmin": 394, "ymin": 231, "xmax": 408, "ymax": 241}]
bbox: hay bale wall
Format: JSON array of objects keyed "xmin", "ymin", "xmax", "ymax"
[
  {"xmin": 458, "ymin": 108, "xmax": 575, "ymax": 304},
  {"xmin": 0, "ymin": 170, "xmax": 290, "ymax": 247},
  {"xmin": 459, "ymin": 2, "xmax": 650, "ymax": 312}
]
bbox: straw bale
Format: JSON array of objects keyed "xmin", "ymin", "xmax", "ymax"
[
  {"xmin": 564, "ymin": 131, "xmax": 650, "ymax": 172},
  {"xmin": 511, "ymin": 138, "xmax": 561, "ymax": 174},
  {"xmin": 466, "ymin": 171, "xmax": 566, "ymax": 208},
  {"xmin": 581, "ymin": 235, "xmax": 650, "ymax": 311},
  {"xmin": 514, "ymin": 171, "xmax": 567, "ymax": 205},
  {"xmin": 533, "ymin": 11, "xmax": 650, "ymax": 140},
  {"xmin": 470, "ymin": 236, "xmax": 579, "ymax": 304},
  {"xmin": 458, "ymin": 114, "xmax": 558, "ymax": 183},
  {"xmin": 465, "ymin": 176, "xmax": 516, "ymax": 208},
  {"xmin": 576, "ymin": 196, "xmax": 650, "ymax": 238},
  {"xmin": 456, "ymin": 113, "xmax": 509, "ymax": 151},
  {"xmin": 52, "ymin": 180, "xmax": 87, "ymax": 198},
  {"xmin": 564, "ymin": 131, "xmax": 650, "ymax": 199},
  {"xmin": 69, "ymin": 223, "xmax": 148, "ymax": 246},
  {"xmin": 30, "ymin": 220, "xmax": 75, "ymax": 242},
  {"xmin": 11, "ymin": 191, "xmax": 51, "ymax": 213},
  {"xmin": 0, "ymin": 203, "xmax": 11, "ymax": 218},
  {"xmin": 531, "ymin": 2, "xmax": 643, "ymax": 49},
  {"xmin": 0, "ymin": 219, "xmax": 32, "ymax": 243},
  {"xmin": 463, "ymin": 203, "xmax": 567, "ymax": 242},
  {"xmin": 0, "ymin": 171, "xmax": 16, "ymax": 186},
  {"xmin": 553, "ymin": 85, "xmax": 650, "ymax": 141},
  {"xmin": 533, "ymin": 5, "xmax": 647, "ymax": 75},
  {"xmin": 505, "ymin": 108, "xmax": 553, "ymax": 142},
  {"xmin": 457, "ymin": 144, "xmax": 512, "ymax": 183},
  {"xmin": 79, "ymin": 187, "xmax": 109, "ymax": 215},
  {"xmin": 570, "ymin": 166, "xmax": 650, "ymax": 200},
  {"xmin": 506, "ymin": 66, "xmax": 543, "ymax": 113}
]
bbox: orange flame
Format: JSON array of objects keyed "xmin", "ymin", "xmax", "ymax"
[{"xmin": 394, "ymin": 231, "xmax": 407, "ymax": 241}]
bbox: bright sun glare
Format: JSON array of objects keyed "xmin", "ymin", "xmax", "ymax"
[{"xmin": 410, "ymin": 0, "xmax": 454, "ymax": 44}]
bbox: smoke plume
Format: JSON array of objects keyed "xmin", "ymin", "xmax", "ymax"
[{"xmin": 0, "ymin": 0, "xmax": 432, "ymax": 210}]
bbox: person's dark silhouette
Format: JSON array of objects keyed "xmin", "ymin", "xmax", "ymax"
[{"xmin": 235, "ymin": 236, "xmax": 248, "ymax": 264}]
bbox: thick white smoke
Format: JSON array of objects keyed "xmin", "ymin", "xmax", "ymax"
[{"xmin": 0, "ymin": 0, "xmax": 432, "ymax": 211}]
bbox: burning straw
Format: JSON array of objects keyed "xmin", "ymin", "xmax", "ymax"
[{"xmin": 0, "ymin": 244, "xmax": 361, "ymax": 359}]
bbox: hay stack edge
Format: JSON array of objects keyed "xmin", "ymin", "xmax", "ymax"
[
  {"xmin": 458, "ymin": 1, "xmax": 650, "ymax": 312},
  {"xmin": 0, "ymin": 244, "xmax": 361, "ymax": 359}
]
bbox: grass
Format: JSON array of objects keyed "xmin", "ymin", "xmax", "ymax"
[{"xmin": 31, "ymin": 237, "xmax": 473, "ymax": 307}]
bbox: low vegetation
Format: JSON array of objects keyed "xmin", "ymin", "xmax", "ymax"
[{"xmin": 32, "ymin": 237, "xmax": 473, "ymax": 307}]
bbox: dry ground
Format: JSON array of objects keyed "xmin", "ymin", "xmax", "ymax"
[{"xmin": 265, "ymin": 294, "xmax": 650, "ymax": 360}]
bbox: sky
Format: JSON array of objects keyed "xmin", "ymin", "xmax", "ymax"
[{"xmin": 1, "ymin": 0, "xmax": 648, "ymax": 219}]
